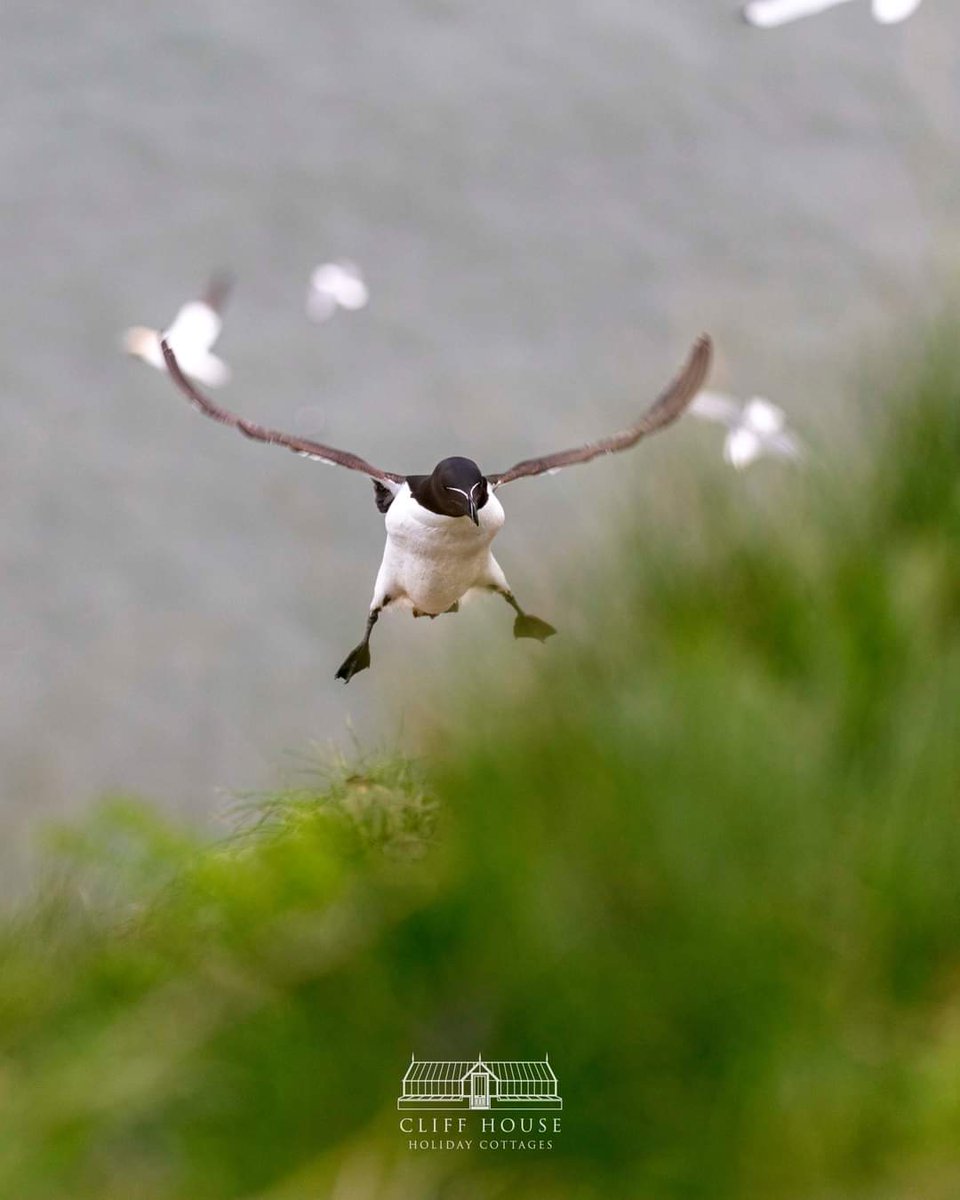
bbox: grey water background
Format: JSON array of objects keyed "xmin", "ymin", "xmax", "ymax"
[{"xmin": 1, "ymin": 1, "xmax": 958, "ymax": 849}]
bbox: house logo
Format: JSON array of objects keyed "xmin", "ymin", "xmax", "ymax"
[{"xmin": 397, "ymin": 1054, "xmax": 562, "ymax": 1111}]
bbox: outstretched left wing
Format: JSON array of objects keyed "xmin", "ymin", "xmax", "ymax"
[
  {"xmin": 160, "ymin": 340, "xmax": 405, "ymax": 485},
  {"xmin": 488, "ymin": 334, "xmax": 712, "ymax": 489}
]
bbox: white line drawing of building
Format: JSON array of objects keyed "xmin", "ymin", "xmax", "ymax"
[{"xmin": 397, "ymin": 1055, "xmax": 562, "ymax": 1111}]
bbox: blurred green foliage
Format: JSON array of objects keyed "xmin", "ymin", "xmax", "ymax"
[{"xmin": 2, "ymin": 330, "xmax": 960, "ymax": 1199}]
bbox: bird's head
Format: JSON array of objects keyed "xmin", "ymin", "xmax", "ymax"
[{"xmin": 428, "ymin": 456, "xmax": 488, "ymax": 524}]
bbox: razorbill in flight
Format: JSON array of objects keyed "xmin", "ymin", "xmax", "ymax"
[
  {"xmin": 690, "ymin": 392, "xmax": 803, "ymax": 470},
  {"xmin": 306, "ymin": 261, "xmax": 370, "ymax": 324},
  {"xmin": 159, "ymin": 333, "xmax": 712, "ymax": 682},
  {"xmin": 124, "ymin": 274, "xmax": 233, "ymax": 387},
  {"xmin": 742, "ymin": 0, "xmax": 922, "ymax": 27}
]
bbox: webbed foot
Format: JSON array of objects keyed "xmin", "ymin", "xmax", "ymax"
[
  {"xmin": 335, "ymin": 641, "xmax": 372, "ymax": 682},
  {"xmin": 513, "ymin": 614, "xmax": 557, "ymax": 642}
]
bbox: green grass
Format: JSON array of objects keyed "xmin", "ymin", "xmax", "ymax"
[{"xmin": 2, "ymin": 326, "xmax": 960, "ymax": 1199}]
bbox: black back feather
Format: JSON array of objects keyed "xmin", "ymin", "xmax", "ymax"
[{"xmin": 373, "ymin": 480, "xmax": 395, "ymax": 513}]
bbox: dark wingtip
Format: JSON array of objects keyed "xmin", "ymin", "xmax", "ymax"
[
  {"xmin": 690, "ymin": 333, "xmax": 713, "ymax": 389},
  {"xmin": 654, "ymin": 333, "xmax": 714, "ymax": 430}
]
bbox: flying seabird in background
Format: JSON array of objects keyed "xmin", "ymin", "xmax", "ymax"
[
  {"xmin": 159, "ymin": 334, "xmax": 712, "ymax": 682},
  {"xmin": 742, "ymin": 0, "xmax": 922, "ymax": 26},
  {"xmin": 124, "ymin": 274, "xmax": 233, "ymax": 387},
  {"xmin": 306, "ymin": 260, "xmax": 370, "ymax": 324},
  {"xmin": 690, "ymin": 392, "xmax": 803, "ymax": 470},
  {"xmin": 870, "ymin": 0, "xmax": 923, "ymax": 21}
]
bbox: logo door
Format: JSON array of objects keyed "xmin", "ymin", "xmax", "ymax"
[{"xmin": 470, "ymin": 1071, "xmax": 490, "ymax": 1109}]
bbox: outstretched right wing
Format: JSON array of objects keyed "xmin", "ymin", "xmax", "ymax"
[
  {"xmin": 160, "ymin": 339, "xmax": 404, "ymax": 486},
  {"xmin": 488, "ymin": 335, "xmax": 712, "ymax": 488}
]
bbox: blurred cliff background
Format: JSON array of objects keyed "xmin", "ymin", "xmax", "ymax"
[
  {"xmin": 1, "ymin": 1, "xmax": 958, "ymax": 837},
  {"xmin": 1, "ymin": 326, "xmax": 958, "ymax": 1199}
]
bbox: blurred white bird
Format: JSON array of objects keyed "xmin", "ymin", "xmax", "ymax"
[
  {"xmin": 743, "ymin": 0, "xmax": 922, "ymax": 27},
  {"xmin": 690, "ymin": 392, "xmax": 804, "ymax": 470},
  {"xmin": 872, "ymin": 0, "xmax": 923, "ymax": 20},
  {"xmin": 306, "ymin": 260, "xmax": 369, "ymax": 324},
  {"xmin": 124, "ymin": 274, "xmax": 232, "ymax": 387}
]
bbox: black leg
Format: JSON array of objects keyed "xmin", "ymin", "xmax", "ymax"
[
  {"xmin": 487, "ymin": 587, "xmax": 557, "ymax": 643},
  {"xmin": 335, "ymin": 603, "xmax": 385, "ymax": 682}
]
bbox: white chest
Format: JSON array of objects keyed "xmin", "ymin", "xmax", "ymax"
[
  {"xmin": 385, "ymin": 486, "xmax": 504, "ymax": 553},
  {"xmin": 376, "ymin": 485, "xmax": 505, "ymax": 612}
]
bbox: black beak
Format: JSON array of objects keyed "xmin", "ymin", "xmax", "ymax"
[{"xmin": 468, "ymin": 498, "xmax": 479, "ymax": 526}]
